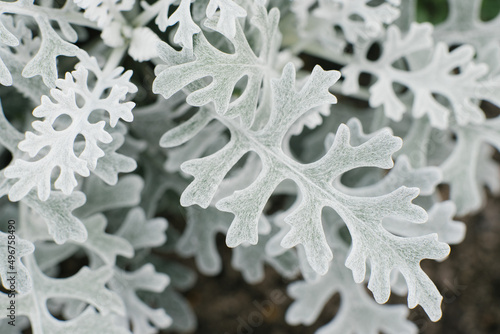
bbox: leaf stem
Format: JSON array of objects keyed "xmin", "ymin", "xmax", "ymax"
[
  {"xmin": 132, "ymin": 0, "xmax": 166, "ymax": 27},
  {"xmin": 103, "ymin": 45, "xmax": 129, "ymax": 75}
]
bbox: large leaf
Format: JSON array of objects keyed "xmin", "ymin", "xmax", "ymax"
[{"xmin": 157, "ymin": 60, "xmax": 449, "ymax": 319}]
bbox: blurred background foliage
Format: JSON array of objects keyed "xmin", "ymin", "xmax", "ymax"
[{"xmin": 417, "ymin": 0, "xmax": 500, "ymax": 23}]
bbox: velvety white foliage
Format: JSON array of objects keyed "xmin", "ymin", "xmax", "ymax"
[
  {"xmin": 177, "ymin": 203, "xmax": 298, "ymax": 282},
  {"xmin": 0, "ymin": 105, "xmax": 90, "ymax": 245},
  {"xmin": 0, "ymin": 16, "xmax": 49, "ymax": 101},
  {"xmin": 22, "ymin": 211, "xmax": 132, "ymax": 274},
  {"xmin": 156, "ymin": 46, "xmax": 450, "ymax": 318},
  {"xmin": 0, "ymin": 0, "xmax": 494, "ymax": 332},
  {"xmin": 285, "ymin": 195, "xmax": 457, "ymax": 330},
  {"xmin": 0, "ymin": 3, "xmax": 89, "ymax": 88},
  {"xmin": 434, "ymin": 0, "xmax": 500, "ymax": 54},
  {"xmin": 0, "ymin": 256, "xmax": 127, "ymax": 334},
  {"xmin": 146, "ymin": 259, "xmax": 197, "ymax": 332},
  {"xmin": 116, "ymin": 207, "xmax": 168, "ymax": 249},
  {"xmin": 164, "ymin": 120, "xmax": 227, "ymax": 172},
  {"xmin": 0, "ymin": 232, "xmax": 34, "ymax": 294},
  {"xmin": 72, "ymin": 181, "xmax": 173, "ymax": 334},
  {"xmin": 384, "ymin": 201, "xmax": 466, "ymax": 245},
  {"xmin": 75, "ymin": 175, "xmax": 143, "ymax": 218},
  {"xmin": 110, "ymin": 265, "xmax": 172, "ymax": 334},
  {"xmin": 162, "ymin": 64, "xmax": 339, "ymax": 267},
  {"xmin": 73, "ymin": 0, "xmax": 134, "ymax": 27},
  {"xmin": 0, "ymin": 15, "xmax": 20, "ymax": 86},
  {"xmin": 397, "ymin": 113, "xmax": 496, "ymax": 214},
  {"xmin": 206, "ymin": 0, "xmax": 247, "ymax": 38},
  {"xmin": 22, "ymin": 191, "xmax": 88, "ymax": 244},
  {"xmin": 331, "ymin": 119, "xmax": 443, "ymax": 197},
  {"xmin": 212, "ymin": 153, "xmax": 264, "ymax": 203},
  {"xmin": 294, "ymin": 0, "xmax": 400, "ymax": 44},
  {"xmin": 88, "ymin": 132, "xmax": 137, "ymax": 185},
  {"xmin": 176, "ymin": 205, "xmax": 232, "ymax": 275},
  {"xmin": 287, "ymin": 242, "xmax": 418, "ymax": 334},
  {"xmin": 129, "ymin": 93, "xmax": 186, "ymax": 146},
  {"xmin": 157, "ymin": 286, "xmax": 195, "ymax": 332},
  {"xmin": 346, "ymin": 227, "xmax": 449, "ymax": 321},
  {"xmin": 342, "ymin": 22, "xmax": 492, "ymax": 129},
  {"xmin": 79, "ymin": 214, "xmax": 134, "ymax": 264},
  {"xmin": 153, "ymin": 3, "xmax": 282, "ymax": 127},
  {"xmin": 21, "ymin": 16, "xmax": 80, "ymax": 88},
  {"xmin": 5, "ymin": 55, "xmax": 137, "ymax": 201},
  {"xmin": 165, "ymin": 0, "xmax": 200, "ymax": 50},
  {"xmin": 9, "ymin": 162, "xmax": 175, "ymax": 334},
  {"xmin": 148, "ymin": 0, "xmax": 177, "ymax": 32},
  {"xmin": 398, "ymin": 114, "xmax": 497, "ymax": 216},
  {"xmin": 0, "ymin": 105, "xmax": 23, "ymax": 158},
  {"xmin": 441, "ymin": 117, "xmax": 500, "ymax": 215},
  {"xmin": 265, "ymin": 198, "xmax": 320, "ymax": 282},
  {"xmin": 232, "ymin": 224, "xmax": 299, "ymax": 284}
]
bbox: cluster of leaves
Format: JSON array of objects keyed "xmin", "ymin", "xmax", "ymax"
[{"xmin": 0, "ymin": 0, "xmax": 498, "ymax": 333}]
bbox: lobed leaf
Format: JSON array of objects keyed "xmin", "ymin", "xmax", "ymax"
[
  {"xmin": 5, "ymin": 56, "xmax": 137, "ymax": 201},
  {"xmin": 153, "ymin": 3, "xmax": 282, "ymax": 127}
]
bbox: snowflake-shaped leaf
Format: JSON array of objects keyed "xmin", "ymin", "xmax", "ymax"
[{"xmin": 5, "ymin": 56, "xmax": 137, "ymax": 201}]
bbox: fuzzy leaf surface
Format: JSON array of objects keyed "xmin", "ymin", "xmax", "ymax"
[
  {"xmin": 158, "ymin": 59, "xmax": 447, "ymax": 318},
  {"xmin": 153, "ymin": 4, "xmax": 281, "ymax": 127},
  {"xmin": 5, "ymin": 56, "xmax": 137, "ymax": 201}
]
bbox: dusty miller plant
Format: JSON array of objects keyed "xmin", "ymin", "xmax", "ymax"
[{"xmin": 0, "ymin": 0, "xmax": 497, "ymax": 332}]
